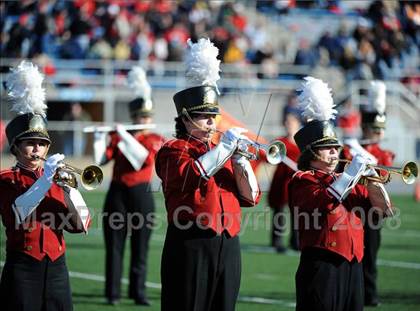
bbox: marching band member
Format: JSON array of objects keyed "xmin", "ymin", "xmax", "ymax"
[
  {"xmin": 268, "ymin": 109, "xmax": 301, "ymax": 252},
  {"xmin": 288, "ymin": 77, "xmax": 393, "ymax": 311},
  {"xmin": 93, "ymin": 66, "xmax": 165, "ymax": 306},
  {"xmin": 342, "ymin": 81, "xmax": 394, "ymax": 307},
  {"xmin": 155, "ymin": 38, "xmax": 261, "ymax": 311},
  {"xmin": 0, "ymin": 61, "xmax": 90, "ymax": 311}
]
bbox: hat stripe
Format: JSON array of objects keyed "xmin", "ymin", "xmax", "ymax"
[
  {"xmin": 185, "ymin": 103, "xmax": 219, "ymax": 112},
  {"xmin": 305, "ymin": 136, "xmax": 340, "ymax": 151}
]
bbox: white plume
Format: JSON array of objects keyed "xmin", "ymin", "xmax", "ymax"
[
  {"xmin": 297, "ymin": 76, "xmax": 337, "ymax": 121},
  {"xmin": 185, "ymin": 38, "xmax": 221, "ymax": 93},
  {"xmin": 127, "ymin": 66, "xmax": 152, "ymax": 100},
  {"xmin": 6, "ymin": 60, "xmax": 47, "ymax": 117},
  {"xmin": 368, "ymin": 80, "xmax": 386, "ymax": 114}
]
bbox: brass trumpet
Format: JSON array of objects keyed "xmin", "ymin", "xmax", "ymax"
[
  {"xmin": 236, "ymin": 139, "xmax": 287, "ymax": 165},
  {"xmin": 339, "ymin": 160, "xmax": 418, "ymax": 185},
  {"xmin": 32, "ymin": 155, "xmax": 103, "ymax": 190}
]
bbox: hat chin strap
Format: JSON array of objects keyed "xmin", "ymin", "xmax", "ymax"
[
  {"xmin": 308, "ymin": 146, "xmax": 322, "ymax": 161},
  {"xmin": 182, "ymin": 108, "xmax": 215, "ymax": 135},
  {"xmin": 308, "ymin": 145, "xmax": 337, "ymax": 166}
]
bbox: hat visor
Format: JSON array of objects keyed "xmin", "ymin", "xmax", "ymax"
[
  {"xmin": 368, "ymin": 125, "xmax": 386, "ymax": 131},
  {"xmin": 16, "ymin": 132, "xmax": 51, "ymax": 144},
  {"xmin": 189, "ymin": 107, "xmax": 220, "ymax": 115},
  {"xmin": 313, "ymin": 139, "xmax": 342, "ymax": 148},
  {"xmin": 131, "ymin": 111, "xmax": 154, "ymax": 118}
]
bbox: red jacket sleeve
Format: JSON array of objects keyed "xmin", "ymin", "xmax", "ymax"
[
  {"xmin": 0, "ymin": 176, "xmax": 19, "ymax": 228},
  {"xmin": 105, "ymin": 132, "xmax": 119, "ymax": 161},
  {"xmin": 289, "ymin": 172, "xmax": 340, "ymax": 213},
  {"xmin": 289, "ymin": 171, "xmax": 371, "ymax": 214},
  {"xmin": 155, "ymin": 142, "xmax": 205, "ymax": 193}
]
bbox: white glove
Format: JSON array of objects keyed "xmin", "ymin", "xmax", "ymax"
[
  {"xmin": 367, "ymin": 181, "xmax": 393, "ymax": 217},
  {"xmin": 66, "ymin": 187, "xmax": 91, "ymax": 233},
  {"xmin": 344, "ymin": 138, "xmax": 378, "ymax": 165},
  {"xmin": 116, "ymin": 124, "xmax": 149, "ymax": 171},
  {"xmin": 44, "ymin": 153, "xmax": 65, "ymax": 182},
  {"xmin": 363, "ymin": 167, "xmax": 379, "ymax": 177},
  {"xmin": 222, "ymin": 127, "xmax": 249, "ymax": 145},
  {"xmin": 13, "ymin": 153, "xmax": 65, "ymax": 224},
  {"xmin": 195, "ymin": 127, "xmax": 247, "ymax": 179},
  {"xmin": 328, "ymin": 154, "xmax": 369, "ymax": 202},
  {"xmin": 93, "ymin": 131, "xmax": 108, "ymax": 165},
  {"xmin": 56, "ymin": 170, "xmax": 77, "ymax": 188},
  {"xmin": 231, "ymin": 154, "xmax": 259, "ymax": 203}
]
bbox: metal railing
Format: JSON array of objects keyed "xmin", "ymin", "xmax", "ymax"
[
  {"xmin": 1, "ymin": 59, "xmax": 418, "ymax": 161},
  {"xmin": 0, "ymin": 58, "xmax": 313, "ymax": 91}
]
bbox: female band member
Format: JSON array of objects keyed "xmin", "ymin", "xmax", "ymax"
[
  {"xmin": 0, "ymin": 61, "xmax": 90, "ymax": 311},
  {"xmin": 155, "ymin": 38, "xmax": 261, "ymax": 311}
]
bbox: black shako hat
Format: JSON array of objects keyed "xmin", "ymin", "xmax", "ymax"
[
  {"xmin": 362, "ymin": 80, "xmax": 387, "ymax": 129},
  {"xmin": 129, "ymin": 97, "xmax": 153, "ymax": 118},
  {"xmin": 361, "ymin": 111, "xmax": 386, "ymax": 129},
  {"xmin": 294, "ymin": 119, "xmax": 341, "ymax": 152},
  {"xmin": 6, "ymin": 113, "xmax": 51, "ymax": 146},
  {"xmin": 293, "ymin": 76, "xmax": 341, "ymax": 153},
  {"xmin": 173, "ymin": 85, "xmax": 220, "ymax": 116}
]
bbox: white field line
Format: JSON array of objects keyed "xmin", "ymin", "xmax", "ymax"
[
  {"xmin": 0, "ymin": 261, "xmax": 295, "ymax": 307},
  {"xmin": 1, "ymin": 258, "xmax": 420, "ymax": 307}
]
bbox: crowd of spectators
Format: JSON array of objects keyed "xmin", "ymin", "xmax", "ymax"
[
  {"xmin": 259, "ymin": 0, "xmax": 419, "ymax": 82},
  {"xmin": 1, "ymin": 0, "xmax": 419, "ymax": 83},
  {"xmin": 1, "ymin": 1, "xmax": 268, "ymax": 73}
]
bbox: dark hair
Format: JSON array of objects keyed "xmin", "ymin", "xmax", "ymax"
[
  {"xmin": 10, "ymin": 144, "xmax": 18, "ymax": 156},
  {"xmin": 297, "ymin": 149, "xmax": 315, "ymax": 171},
  {"xmin": 174, "ymin": 116, "xmax": 187, "ymax": 138}
]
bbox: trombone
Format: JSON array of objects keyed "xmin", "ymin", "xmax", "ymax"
[
  {"xmin": 339, "ymin": 160, "xmax": 418, "ymax": 185},
  {"xmin": 236, "ymin": 139, "xmax": 287, "ymax": 165},
  {"xmin": 32, "ymin": 155, "xmax": 103, "ymax": 190}
]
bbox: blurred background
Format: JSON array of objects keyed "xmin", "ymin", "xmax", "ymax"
[
  {"xmin": 1, "ymin": 1, "xmax": 420, "ymax": 310},
  {"xmin": 0, "ymin": 0, "xmax": 419, "ymax": 190}
]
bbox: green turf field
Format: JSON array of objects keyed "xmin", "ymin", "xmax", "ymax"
[{"xmin": 1, "ymin": 193, "xmax": 420, "ymax": 310}]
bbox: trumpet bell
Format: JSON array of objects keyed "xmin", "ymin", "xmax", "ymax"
[
  {"xmin": 265, "ymin": 140, "xmax": 287, "ymax": 165},
  {"xmin": 81, "ymin": 165, "xmax": 104, "ymax": 190},
  {"xmin": 401, "ymin": 161, "xmax": 418, "ymax": 185}
]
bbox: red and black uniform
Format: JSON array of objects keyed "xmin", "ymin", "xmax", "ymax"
[
  {"xmin": 268, "ymin": 136, "xmax": 300, "ymax": 250},
  {"xmin": 342, "ymin": 143, "xmax": 394, "ymax": 305},
  {"xmin": 0, "ymin": 164, "xmax": 84, "ymax": 311},
  {"xmin": 289, "ymin": 169, "xmax": 372, "ymax": 311},
  {"xmin": 156, "ymin": 134, "xmax": 260, "ymax": 311},
  {"xmin": 102, "ymin": 131, "xmax": 164, "ymax": 303}
]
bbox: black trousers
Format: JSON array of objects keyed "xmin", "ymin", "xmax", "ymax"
[
  {"xmin": 0, "ymin": 252, "xmax": 72, "ymax": 311},
  {"xmin": 271, "ymin": 205, "xmax": 299, "ymax": 250},
  {"xmin": 103, "ymin": 182, "xmax": 154, "ymax": 301},
  {"xmin": 161, "ymin": 224, "xmax": 241, "ymax": 311},
  {"xmin": 295, "ymin": 248, "xmax": 364, "ymax": 311},
  {"xmin": 363, "ymin": 225, "xmax": 381, "ymax": 304}
]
